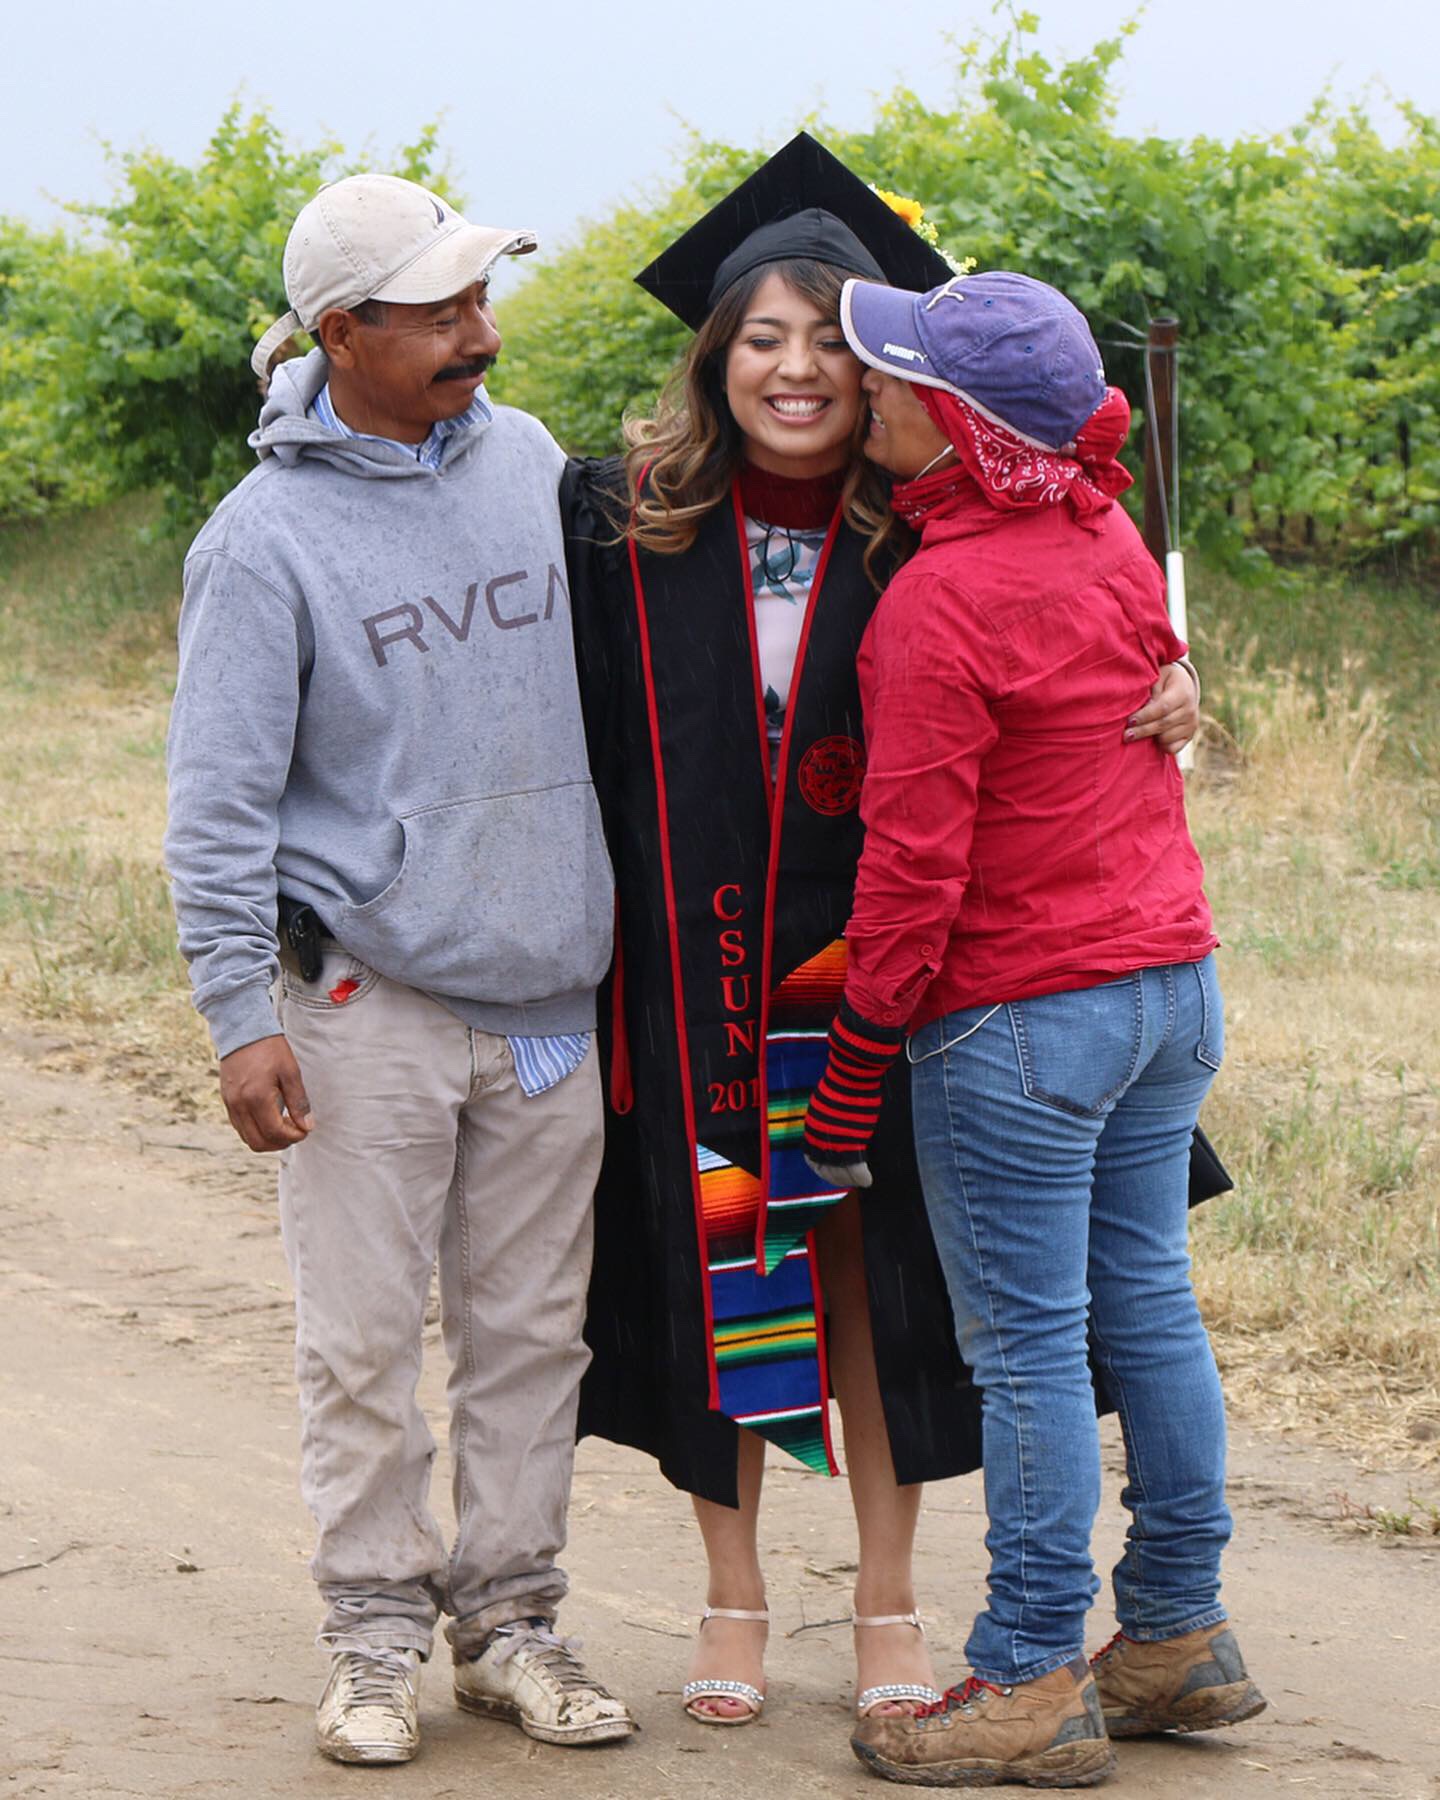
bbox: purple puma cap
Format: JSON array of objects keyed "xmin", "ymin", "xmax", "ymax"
[{"xmin": 839, "ymin": 270, "xmax": 1108, "ymax": 450}]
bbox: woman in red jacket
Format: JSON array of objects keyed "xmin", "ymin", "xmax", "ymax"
[{"xmin": 803, "ymin": 271, "xmax": 1267, "ymax": 1788}]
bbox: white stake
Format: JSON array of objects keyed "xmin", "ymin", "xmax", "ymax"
[{"xmin": 1165, "ymin": 551, "xmax": 1194, "ymax": 772}]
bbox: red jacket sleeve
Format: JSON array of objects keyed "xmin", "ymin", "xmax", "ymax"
[{"xmin": 843, "ymin": 568, "xmax": 1001, "ymax": 1026}]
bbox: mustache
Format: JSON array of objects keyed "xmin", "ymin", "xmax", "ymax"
[{"xmin": 434, "ymin": 353, "xmax": 498, "ymax": 383}]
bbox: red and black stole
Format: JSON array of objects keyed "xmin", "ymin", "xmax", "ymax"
[{"xmin": 626, "ymin": 472, "xmax": 876, "ymax": 1474}]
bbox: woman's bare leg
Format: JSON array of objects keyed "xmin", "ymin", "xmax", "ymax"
[
  {"xmin": 685, "ymin": 1428, "xmax": 768, "ymax": 1718},
  {"xmin": 817, "ymin": 1194, "xmax": 938, "ymax": 1712}
]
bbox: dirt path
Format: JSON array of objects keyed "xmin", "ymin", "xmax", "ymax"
[{"xmin": 2, "ymin": 1028, "xmax": 1436, "ymax": 1800}]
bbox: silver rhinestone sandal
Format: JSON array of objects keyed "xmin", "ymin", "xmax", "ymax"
[
  {"xmin": 853, "ymin": 1610, "xmax": 944, "ymax": 1718},
  {"xmin": 681, "ymin": 1605, "xmax": 768, "ymax": 1726}
]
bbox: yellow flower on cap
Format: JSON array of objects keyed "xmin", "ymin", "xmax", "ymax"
[
  {"xmin": 871, "ymin": 185, "xmax": 946, "ymax": 250},
  {"xmin": 874, "ymin": 188, "xmax": 926, "ymax": 229}
]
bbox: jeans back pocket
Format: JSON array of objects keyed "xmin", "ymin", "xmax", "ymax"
[
  {"xmin": 1192, "ymin": 955, "xmax": 1225, "ymax": 1071},
  {"xmin": 1007, "ymin": 976, "xmax": 1144, "ymax": 1118}
]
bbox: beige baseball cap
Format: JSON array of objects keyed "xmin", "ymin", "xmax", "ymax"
[{"xmin": 251, "ymin": 172, "xmax": 537, "ymax": 379}]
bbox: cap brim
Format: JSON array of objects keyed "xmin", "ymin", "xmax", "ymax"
[
  {"xmin": 839, "ymin": 279, "xmax": 957, "ymax": 392},
  {"xmin": 251, "ymin": 308, "xmax": 303, "ymax": 381},
  {"xmin": 370, "ymin": 223, "xmax": 537, "ymax": 305}
]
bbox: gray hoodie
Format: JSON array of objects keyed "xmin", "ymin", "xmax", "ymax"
[{"xmin": 165, "ymin": 350, "xmax": 612, "ymax": 1058}]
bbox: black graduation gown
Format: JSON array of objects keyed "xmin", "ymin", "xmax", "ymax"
[{"xmin": 562, "ymin": 457, "xmax": 982, "ymax": 1508}]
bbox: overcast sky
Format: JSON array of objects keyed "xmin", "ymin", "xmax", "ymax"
[{"xmin": 4, "ymin": 0, "xmax": 1435, "ymax": 291}]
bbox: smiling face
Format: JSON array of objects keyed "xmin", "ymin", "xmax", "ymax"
[
  {"xmin": 316, "ymin": 278, "xmax": 502, "ymax": 444},
  {"xmin": 860, "ymin": 367, "xmax": 955, "ymax": 479},
  {"xmin": 723, "ymin": 270, "xmax": 865, "ymax": 477}
]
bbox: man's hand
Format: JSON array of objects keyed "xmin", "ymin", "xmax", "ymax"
[
  {"xmin": 219, "ymin": 1034, "xmax": 315, "ymax": 1153},
  {"xmin": 1126, "ymin": 661, "xmax": 1200, "ymax": 756}
]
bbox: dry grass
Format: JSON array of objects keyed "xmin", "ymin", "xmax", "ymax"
[
  {"xmin": 1186, "ymin": 643, "xmax": 1440, "ymax": 1467},
  {"xmin": 0, "ymin": 499, "xmax": 213, "ymax": 1114},
  {"xmin": 1, "ymin": 503, "xmax": 1437, "ymax": 1463}
]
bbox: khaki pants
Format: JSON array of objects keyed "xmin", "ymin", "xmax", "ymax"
[{"xmin": 276, "ymin": 950, "xmax": 601, "ymax": 1659}]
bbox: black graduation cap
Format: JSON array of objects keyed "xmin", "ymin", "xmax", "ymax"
[{"xmin": 635, "ymin": 131, "xmax": 954, "ymax": 330}]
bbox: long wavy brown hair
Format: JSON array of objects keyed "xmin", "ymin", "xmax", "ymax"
[{"xmin": 621, "ymin": 257, "xmax": 913, "ymax": 587}]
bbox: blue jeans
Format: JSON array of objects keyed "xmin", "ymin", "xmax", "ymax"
[{"xmin": 909, "ymin": 957, "xmax": 1231, "ymax": 1686}]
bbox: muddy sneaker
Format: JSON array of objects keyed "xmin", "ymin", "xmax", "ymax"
[
  {"xmin": 454, "ymin": 1621, "xmax": 635, "ymax": 1746},
  {"xmin": 1090, "ymin": 1624, "xmax": 1267, "ymax": 1737},
  {"xmin": 850, "ymin": 1655, "xmax": 1114, "ymax": 1788},
  {"xmin": 315, "ymin": 1647, "xmax": 421, "ymax": 1764}
]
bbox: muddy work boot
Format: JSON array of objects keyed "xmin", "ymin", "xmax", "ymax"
[
  {"xmin": 1090, "ymin": 1624, "xmax": 1267, "ymax": 1737},
  {"xmin": 315, "ymin": 1646, "xmax": 421, "ymax": 1764},
  {"xmin": 850, "ymin": 1655, "xmax": 1114, "ymax": 1788},
  {"xmin": 454, "ymin": 1619, "xmax": 635, "ymax": 1746}
]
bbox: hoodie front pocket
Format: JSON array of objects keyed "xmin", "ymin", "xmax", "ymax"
[{"xmin": 328, "ymin": 784, "xmax": 613, "ymax": 1004}]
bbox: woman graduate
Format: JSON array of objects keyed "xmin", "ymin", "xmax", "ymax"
[{"xmin": 561, "ymin": 136, "xmax": 1203, "ymax": 1730}]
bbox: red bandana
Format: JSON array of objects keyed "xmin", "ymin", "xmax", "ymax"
[
  {"xmin": 914, "ymin": 385, "xmax": 1134, "ymax": 520},
  {"xmin": 888, "ymin": 461, "xmax": 972, "ymax": 529}
]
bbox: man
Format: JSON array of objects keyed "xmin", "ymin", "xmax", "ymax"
[{"xmin": 165, "ymin": 172, "xmax": 633, "ymax": 1766}]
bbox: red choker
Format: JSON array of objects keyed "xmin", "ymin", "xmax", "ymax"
[{"xmin": 737, "ymin": 462, "xmax": 846, "ymax": 530}]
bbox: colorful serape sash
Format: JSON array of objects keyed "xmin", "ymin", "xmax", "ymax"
[
  {"xmin": 697, "ymin": 1146, "xmax": 829, "ymax": 1472},
  {"xmin": 693, "ymin": 933, "xmax": 850, "ymax": 1471},
  {"xmin": 627, "ymin": 479, "xmax": 877, "ymax": 1477}
]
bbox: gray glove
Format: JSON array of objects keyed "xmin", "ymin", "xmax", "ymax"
[{"xmin": 804, "ymin": 1153, "xmax": 873, "ymax": 1191}]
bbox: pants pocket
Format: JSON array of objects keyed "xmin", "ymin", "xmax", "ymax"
[
  {"xmin": 1007, "ymin": 978, "xmax": 1144, "ymax": 1117},
  {"xmin": 1192, "ymin": 955, "xmax": 1225, "ymax": 1071},
  {"xmin": 279, "ymin": 948, "xmax": 380, "ymax": 1011}
]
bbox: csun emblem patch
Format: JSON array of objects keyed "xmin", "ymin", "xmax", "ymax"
[{"xmin": 798, "ymin": 735, "xmax": 866, "ymax": 816}]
